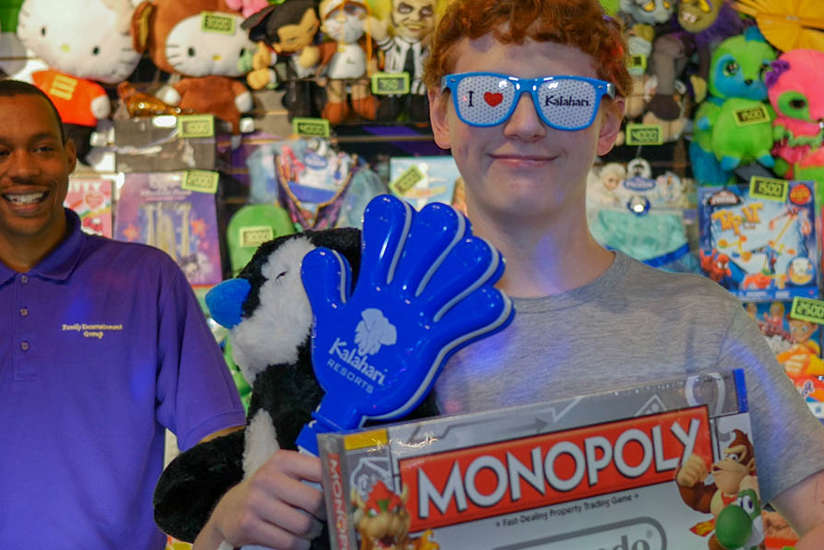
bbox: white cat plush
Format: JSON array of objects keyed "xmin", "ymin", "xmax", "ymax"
[
  {"xmin": 16, "ymin": 0, "xmax": 141, "ymax": 158},
  {"xmin": 131, "ymin": 0, "xmax": 255, "ymax": 133}
]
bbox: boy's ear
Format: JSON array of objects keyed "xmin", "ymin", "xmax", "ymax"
[
  {"xmin": 597, "ymin": 97, "xmax": 625, "ymax": 157},
  {"xmin": 428, "ymin": 88, "xmax": 451, "ymax": 151}
]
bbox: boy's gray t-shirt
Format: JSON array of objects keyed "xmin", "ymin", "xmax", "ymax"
[{"xmin": 435, "ymin": 251, "xmax": 824, "ymax": 504}]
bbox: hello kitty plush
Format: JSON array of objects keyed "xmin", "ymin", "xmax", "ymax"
[
  {"xmin": 131, "ymin": 0, "xmax": 255, "ymax": 133},
  {"xmin": 16, "ymin": 0, "xmax": 142, "ymax": 160}
]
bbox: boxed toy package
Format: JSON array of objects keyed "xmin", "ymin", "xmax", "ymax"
[
  {"xmin": 586, "ymin": 158, "xmax": 699, "ymax": 272},
  {"xmin": 698, "ymin": 180, "xmax": 820, "ymax": 302},
  {"xmin": 319, "ymin": 370, "xmax": 766, "ymax": 550},
  {"xmin": 114, "ymin": 172, "xmax": 222, "ymax": 287},
  {"xmin": 65, "ymin": 175, "xmax": 114, "ymax": 237},
  {"xmin": 747, "ymin": 300, "xmax": 824, "ymax": 422}
]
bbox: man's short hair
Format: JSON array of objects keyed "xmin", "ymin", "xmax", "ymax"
[
  {"xmin": 423, "ymin": 0, "xmax": 632, "ymax": 99},
  {"xmin": 0, "ymin": 79, "xmax": 67, "ymax": 143}
]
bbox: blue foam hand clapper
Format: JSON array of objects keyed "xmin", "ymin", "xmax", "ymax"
[{"xmin": 296, "ymin": 194, "xmax": 514, "ymax": 455}]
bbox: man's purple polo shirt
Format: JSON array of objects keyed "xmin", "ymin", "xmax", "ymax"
[{"xmin": 0, "ymin": 210, "xmax": 246, "ymax": 548}]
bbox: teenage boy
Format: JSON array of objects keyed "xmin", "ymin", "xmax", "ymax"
[
  {"xmin": 192, "ymin": 1, "xmax": 824, "ymax": 549},
  {"xmin": 0, "ymin": 80, "xmax": 246, "ymax": 549}
]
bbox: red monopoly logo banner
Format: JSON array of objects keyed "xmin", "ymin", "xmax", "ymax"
[{"xmin": 400, "ymin": 406, "xmax": 712, "ymax": 531}]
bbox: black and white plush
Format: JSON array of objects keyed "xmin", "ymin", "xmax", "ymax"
[{"xmin": 153, "ymin": 228, "xmax": 438, "ymax": 546}]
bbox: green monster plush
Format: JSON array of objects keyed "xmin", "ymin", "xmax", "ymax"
[
  {"xmin": 715, "ymin": 488, "xmax": 764, "ymax": 550},
  {"xmin": 690, "ymin": 27, "xmax": 777, "ymax": 183}
]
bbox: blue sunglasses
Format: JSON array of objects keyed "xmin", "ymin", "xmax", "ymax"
[{"xmin": 440, "ymin": 72, "xmax": 616, "ymax": 130}]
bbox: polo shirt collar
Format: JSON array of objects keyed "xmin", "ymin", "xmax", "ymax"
[{"xmin": 0, "ymin": 209, "xmax": 85, "ymax": 284}]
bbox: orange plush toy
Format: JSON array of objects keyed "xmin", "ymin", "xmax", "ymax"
[{"xmin": 131, "ymin": 0, "xmax": 255, "ymax": 133}]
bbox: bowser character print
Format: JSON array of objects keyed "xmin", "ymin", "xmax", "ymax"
[{"xmin": 353, "ymin": 481, "xmax": 438, "ymax": 550}]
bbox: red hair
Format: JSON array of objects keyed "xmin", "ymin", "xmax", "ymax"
[{"xmin": 423, "ymin": 0, "xmax": 631, "ymax": 98}]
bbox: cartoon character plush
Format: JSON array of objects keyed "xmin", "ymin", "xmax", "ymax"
[
  {"xmin": 316, "ymin": 0, "xmax": 379, "ymax": 124},
  {"xmin": 690, "ymin": 27, "xmax": 777, "ymax": 185},
  {"xmin": 765, "ymin": 49, "xmax": 824, "ymax": 186},
  {"xmin": 226, "ymin": 0, "xmax": 271, "ymax": 18},
  {"xmin": 16, "ymin": 0, "xmax": 142, "ymax": 161},
  {"xmin": 131, "ymin": 0, "xmax": 255, "ymax": 133},
  {"xmin": 676, "ymin": 429, "xmax": 759, "ymax": 550},
  {"xmin": 242, "ymin": 0, "xmax": 325, "ymax": 119},
  {"xmin": 676, "ymin": 0, "xmax": 745, "ymax": 103},
  {"xmin": 619, "ymin": 0, "xmax": 675, "ymax": 27},
  {"xmin": 370, "ymin": 0, "xmax": 436, "ymax": 122}
]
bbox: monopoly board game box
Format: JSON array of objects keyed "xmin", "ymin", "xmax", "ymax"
[{"xmin": 318, "ymin": 370, "xmax": 767, "ymax": 550}]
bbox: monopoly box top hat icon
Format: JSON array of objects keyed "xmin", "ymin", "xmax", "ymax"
[{"xmin": 318, "ymin": 370, "xmax": 766, "ymax": 550}]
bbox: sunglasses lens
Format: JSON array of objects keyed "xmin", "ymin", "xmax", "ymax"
[
  {"xmin": 537, "ymin": 78, "xmax": 598, "ymax": 130},
  {"xmin": 454, "ymin": 75, "xmax": 516, "ymax": 126}
]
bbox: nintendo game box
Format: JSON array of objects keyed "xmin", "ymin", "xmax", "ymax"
[{"xmin": 318, "ymin": 370, "xmax": 766, "ymax": 550}]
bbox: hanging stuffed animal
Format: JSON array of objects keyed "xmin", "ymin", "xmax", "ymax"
[
  {"xmin": 16, "ymin": 0, "xmax": 142, "ymax": 161},
  {"xmin": 131, "ymin": 0, "xmax": 255, "ymax": 133},
  {"xmin": 689, "ymin": 27, "xmax": 776, "ymax": 184},
  {"xmin": 765, "ymin": 49, "xmax": 824, "ymax": 186},
  {"xmin": 315, "ymin": 0, "xmax": 380, "ymax": 124}
]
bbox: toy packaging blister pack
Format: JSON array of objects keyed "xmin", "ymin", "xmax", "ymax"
[
  {"xmin": 319, "ymin": 370, "xmax": 767, "ymax": 550},
  {"xmin": 114, "ymin": 172, "xmax": 222, "ymax": 287},
  {"xmin": 389, "ymin": 156, "xmax": 462, "ymax": 211},
  {"xmin": 746, "ymin": 301, "xmax": 824, "ymax": 422},
  {"xmin": 585, "ymin": 158, "xmax": 699, "ymax": 273},
  {"xmin": 698, "ymin": 180, "xmax": 820, "ymax": 302},
  {"xmin": 65, "ymin": 175, "xmax": 114, "ymax": 238}
]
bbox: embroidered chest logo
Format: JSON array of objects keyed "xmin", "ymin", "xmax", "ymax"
[{"xmin": 61, "ymin": 322, "xmax": 124, "ymax": 340}]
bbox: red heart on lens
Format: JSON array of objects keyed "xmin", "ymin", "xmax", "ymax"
[{"xmin": 484, "ymin": 92, "xmax": 503, "ymax": 107}]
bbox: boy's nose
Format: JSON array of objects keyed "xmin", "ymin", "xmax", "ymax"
[{"xmin": 503, "ymin": 93, "xmax": 548, "ymax": 140}]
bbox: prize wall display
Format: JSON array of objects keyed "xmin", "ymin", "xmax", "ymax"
[{"xmin": 2, "ymin": 0, "xmax": 823, "ymax": 548}]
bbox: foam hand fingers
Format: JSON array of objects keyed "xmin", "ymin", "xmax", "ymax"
[
  {"xmin": 392, "ymin": 202, "xmax": 468, "ymax": 297},
  {"xmin": 417, "ymin": 236, "xmax": 503, "ymax": 320},
  {"xmin": 301, "ymin": 247, "xmax": 353, "ymax": 319},
  {"xmin": 359, "ymin": 195, "xmax": 415, "ymax": 289},
  {"xmin": 429, "ymin": 285, "xmax": 513, "ymax": 353}
]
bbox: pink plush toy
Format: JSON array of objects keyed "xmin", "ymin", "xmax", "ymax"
[
  {"xmin": 225, "ymin": 0, "xmax": 270, "ymax": 18},
  {"xmin": 766, "ymin": 49, "xmax": 824, "ymax": 182}
]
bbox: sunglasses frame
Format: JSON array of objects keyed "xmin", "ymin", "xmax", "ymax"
[{"xmin": 440, "ymin": 72, "xmax": 617, "ymax": 130}]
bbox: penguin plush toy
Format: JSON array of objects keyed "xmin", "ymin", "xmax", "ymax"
[{"xmin": 153, "ymin": 227, "xmax": 440, "ymax": 545}]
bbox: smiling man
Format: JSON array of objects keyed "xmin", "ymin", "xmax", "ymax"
[
  {"xmin": 0, "ymin": 80, "xmax": 245, "ymax": 549},
  {"xmin": 0, "ymin": 87, "xmax": 74, "ymax": 271}
]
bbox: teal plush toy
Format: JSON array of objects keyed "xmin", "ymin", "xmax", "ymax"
[{"xmin": 690, "ymin": 27, "xmax": 777, "ymax": 184}]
